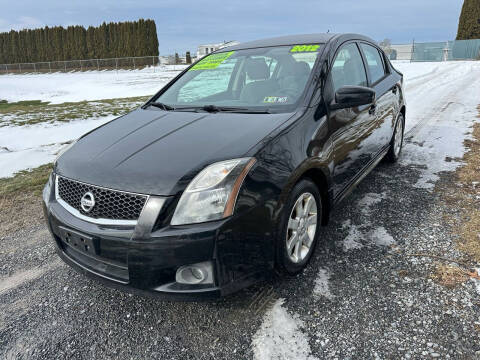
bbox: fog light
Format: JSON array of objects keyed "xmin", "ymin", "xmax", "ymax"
[{"xmin": 175, "ymin": 261, "xmax": 214, "ymax": 285}]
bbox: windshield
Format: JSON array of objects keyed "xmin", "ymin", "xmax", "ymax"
[{"xmin": 154, "ymin": 44, "xmax": 323, "ymax": 113}]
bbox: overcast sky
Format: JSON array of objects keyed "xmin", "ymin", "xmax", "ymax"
[{"xmin": 0, "ymin": 0, "xmax": 464, "ymax": 55}]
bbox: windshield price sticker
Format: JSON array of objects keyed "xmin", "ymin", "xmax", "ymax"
[
  {"xmin": 290, "ymin": 44, "xmax": 320, "ymax": 53},
  {"xmin": 264, "ymin": 96, "xmax": 288, "ymax": 103},
  {"xmin": 190, "ymin": 51, "xmax": 235, "ymax": 71}
]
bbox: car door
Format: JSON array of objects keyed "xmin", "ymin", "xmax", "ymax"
[
  {"xmin": 325, "ymin": 42, "xmax": 376, "ymax": 199},
  {"xmin": 359, "ymin": 42, "xmax": 397, "ymax": 152}
]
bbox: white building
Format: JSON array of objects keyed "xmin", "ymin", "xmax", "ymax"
[
  {"xmin": 390, "ymin": 44, "xmax": 413, "ymax": 60},
  {"xmin": 196, "ymin": 41, "xmax": 240, "ymax": 59}
]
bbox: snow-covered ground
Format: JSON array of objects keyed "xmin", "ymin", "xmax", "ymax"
[
  {"xmin": 394, "ymin": 60, "xmax": 480, "ymax": 189},
  {"xmin": 0, "ymin": 65, "xmax": 186, "ymax": 104},
  {"xmin": 0, "ymin": 116, "xmax": 115, "ymax": 177},
  {"xmin": 0, "ymin": 61, "xmax": 479, "ymax": 180}
]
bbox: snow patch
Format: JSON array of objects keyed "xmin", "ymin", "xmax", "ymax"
[
  {"xmin": 473, "ymin": 268, "xmax": 480, "ymax": 296},
  {"xmin": 252, "ymin": 299, "xmax": 318, "ymax": 360},
  {"xmin": 0, "ymin": 116, "xmax": 114, "ymax": 177},
  {"xmin": 370, "ymin": 227, "xmax": 396, "ymax": 246},
  {"xmin": 357, "ymin": 192, "xmax": 387, "ymax": 215},
  {"xmin": 0, "ymin": 66, "xmax": 186, "ymax": 104},
  {"xmin": 341, "ymin": 220, "xmax": 364, "ymax": 251},
  {"xmin": 341, "ymin": 221, "xmax": 395, "ymax": 250},
  {"xmin": 313, "ymin": 268, "xmax": 334, "ymax": 300}
]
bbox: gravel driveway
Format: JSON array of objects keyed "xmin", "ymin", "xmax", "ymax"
[{"xmin": 1, "ymin": 61, "xmax": 480, "ymax": 359}]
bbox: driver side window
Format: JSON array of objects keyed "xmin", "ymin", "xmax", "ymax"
[{"xmin": 331, "ymin": 43, "xmax": 367, "ymax": 93}]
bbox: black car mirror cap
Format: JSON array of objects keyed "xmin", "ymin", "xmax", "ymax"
[{"xmin": 331, "ymin": 86, "xmax": 376, "ymax": 110}]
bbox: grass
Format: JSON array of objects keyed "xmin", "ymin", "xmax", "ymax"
[
  {"xmin": 429, "ymin": 105, "xmax": 480, "ymax": 288},
  {"xmin": 0, "ymin": 164, "xmax": 54, "ymax": 237},
  {"xmin": 455, "ymin": 119, "xmax": 480, "ymax": 262},
  {"xmin": 437, "ymin": 105, "xmax": 480, "ymax": 265},
  {"xmin": 0, "ymin": 163, "xmax": 53, "ymax": 197},
  {"xmin": 431, "ymin": 263, "xmax": 470, "ymax": 288},
  {"xmin": 0, "ymin": 99, "xmax": 50, "ymax": 111},
  {"xmin": 0, "ymin": 96, "xmax": 150, "ymax": 127}
]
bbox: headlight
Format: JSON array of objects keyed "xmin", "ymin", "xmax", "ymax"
[
  {"xmin": 171, "ymin": 157, "xmax": 256, "ymax": 225},
  {"xmin": 54, "ymin": 140, "xmax": 77, "ymax": 164}
]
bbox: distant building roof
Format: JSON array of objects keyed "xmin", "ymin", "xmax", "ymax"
[{"xmin": 197, "ymin": 41, "xmax": 240, "ymax": 57}]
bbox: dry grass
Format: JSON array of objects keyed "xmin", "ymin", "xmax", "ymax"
[
  {"xmin": 451, "ymin": 120, "xmax": 480, "ymax": 263},
  {"xmin": 0, "ymin": 164, "xmax": 52, "ymax": 238},
  {"xmin": 431, "ymin": 263, "xmax": 470, "ymax": 288},
  {"xmin": 430, "ymin": 106, "xmax": 480, "ymax": 288},
  {"xmin": 0, "ymin": 96, "xmax": 149, "ymax": 127},
  {"xmin": 0, "ymin": 193, "xmax": 44, "ymax": 237}
]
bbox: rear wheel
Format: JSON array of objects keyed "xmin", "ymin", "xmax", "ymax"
[
  {"xmin": 386, "ymin": 113, "xmax": 404, "ymax": 163},
  {"xmin": 276, "ymin": 179, "xmax": 322, "ymax": 275}
]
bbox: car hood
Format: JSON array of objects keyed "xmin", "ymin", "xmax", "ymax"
[{"xmin": 56, "ymin": 108, "xmax": 292, "ymax": 195}]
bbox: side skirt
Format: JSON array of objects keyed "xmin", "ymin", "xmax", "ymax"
[{"xmin": 333, "ymin": 146, "xmax": 390, "ymax": 206}]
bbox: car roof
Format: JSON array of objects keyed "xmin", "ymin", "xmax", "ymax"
[{"xmin": 223, "ymin": 33, "xmax": 376, "ymax": 51}]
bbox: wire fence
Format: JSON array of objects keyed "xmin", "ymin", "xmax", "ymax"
[
  {"xmin": 1, "ymin": 40, "xmax": 479, "ymax": 74},
  {"xmin": 382, "ymin": 39, "xmax": 480, "ymax": 62},
  {"xmin": 0, "ymin": 55, "xmax": 192, "ymax": 75}
]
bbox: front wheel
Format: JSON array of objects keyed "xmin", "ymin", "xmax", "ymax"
[
  {"xmin": 276, "ymin": 179, "xmax": 322, "ymax": 275},
  {"xmin": 386, "ymin": 113, "xmax": 404, "ymax": 163}
]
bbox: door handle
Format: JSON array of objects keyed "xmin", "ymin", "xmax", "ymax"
[
  {"xmin": 392, "ymin": 86, "xmax": 397, "ymax": 94},
  {"xmin": 369, "ymin": 104, "xmax": 377, "ymax": 115}
]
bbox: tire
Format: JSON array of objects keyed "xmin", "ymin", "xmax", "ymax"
[
  {"xmin": 275, "ymin": 179, "xmax": 322, "ymax": 275},
  {"xmin": 386, "ymin": 113, "xmax": 405, "ymax": 163}
]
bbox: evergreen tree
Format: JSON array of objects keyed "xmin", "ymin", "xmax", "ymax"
[
  {"xmin": 186, "ymin": 51, "xmax": 192, "ymax": 64},
  {"xmin": 456, "ymin": 0, "xmax": 480, "ymax": 40},
  {"xmin": 0, "ymin": 19, "xmax": 159, "ymax": 64}
]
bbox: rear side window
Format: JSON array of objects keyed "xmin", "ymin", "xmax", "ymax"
[
  {"xmin": 331, "ymin": 43, "xmax": 367, "ymax": 92},
  {"xmin": 360, "ymin": 43, "xmax": 386, "ymax": 84}
]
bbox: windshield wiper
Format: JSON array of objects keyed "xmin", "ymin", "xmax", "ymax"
[
  {"xmin": 229, "ymin": 109, "xmax": 272, "ymax": 114},
  {"xmin": 146, "ymin": 102, "xmax": 176, "ymax": 111},
  {"xmin": 174, "ymin": 104, "xmax": 271, "ymax": 114}
]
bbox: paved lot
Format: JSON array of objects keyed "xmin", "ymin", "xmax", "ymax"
[{"xmin": 1, "ymin": 62, "xmax": 480, "ymax": 359}]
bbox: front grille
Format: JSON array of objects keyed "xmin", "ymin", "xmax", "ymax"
[{"xmin": 56, "ymin": 176, "xmax": 148, "ymax": 220}]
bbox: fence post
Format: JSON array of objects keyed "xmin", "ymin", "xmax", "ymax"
[
  {"xmin": 80, "ymin": 60, "xmax": 83, "ymax": 72},
  {"xmin": 5, "ymin": 64, "xmax": 7, "ymax": 74},
  {"xmin": 97, "ymin": 59, "xmax": 99, "ymax": 71},
  {"xmin": 410, "ymin": 39, "xmax": 415, "ymax": 63},
  {"xmin": 133, "ymin": 57, "xmax": 135, "ymax": 70},
  {"xmin": 115, "ymin": 58, "xmax": 118, "ymax": 73},
  {"xmin": 64, "ymin": 61, "xmax": 66, "ymax": 72},
  {"xmin": 19, "ymin": 63, "xmax": 21, "ymax": 72},
  {"xmin": 152, "ymin": 56, "xmax": 155, "ymax": 73},
  {"xmin": 33, "ymin": 63, "xmax": 36, "ymax": 73},
  {"xmin": 48, "ymin": 61, "xmax": 51, "ymax": 73}
]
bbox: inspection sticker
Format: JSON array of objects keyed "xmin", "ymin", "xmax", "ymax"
[
  {"xmin": 263, "ymin": 96, "xmax": 288, "ymax": 103},
  {"xmin": 290, "ymin": 44, "xmax": 320, "ymax": 53},
  {"xmin": 189, "ymin": 51, "xmax": 235, "ymax": 71}
]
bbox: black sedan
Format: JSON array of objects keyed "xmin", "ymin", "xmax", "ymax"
[{"xmin": 43, "ymin": 33, "xmax": 405, "ymax": 299}]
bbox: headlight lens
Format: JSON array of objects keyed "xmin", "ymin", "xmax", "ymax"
[{"xmin": 171, "ymin": 157, "xmax": 256, "ymax": 225}]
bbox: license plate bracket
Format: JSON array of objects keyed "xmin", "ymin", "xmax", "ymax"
[{"xmin": 58, "ymin": 226, "xmax": 97, "ymax": 256}]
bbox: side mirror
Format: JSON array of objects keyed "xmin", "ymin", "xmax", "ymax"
[{"xmin": 331, "ymin": 86, "xmax": 376, "ymax": 110}]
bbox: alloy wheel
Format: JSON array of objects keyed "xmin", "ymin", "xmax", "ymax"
[
  {"xmin": 286, "ymin": 192, "xmax": 318, "ymax": 263},
  {"xmin": 394, "ymin": 118, "xmax": 404, "ymax": 156}
]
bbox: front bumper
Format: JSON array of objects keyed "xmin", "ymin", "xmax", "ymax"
[{"xmin": 42, "ymin": 175, "xmax": 272, "ymax": 299}]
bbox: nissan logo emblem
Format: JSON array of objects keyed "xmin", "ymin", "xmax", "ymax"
[{"xmin": 80, "ymin": 192, "xmax": 95, "ymax": 212}]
